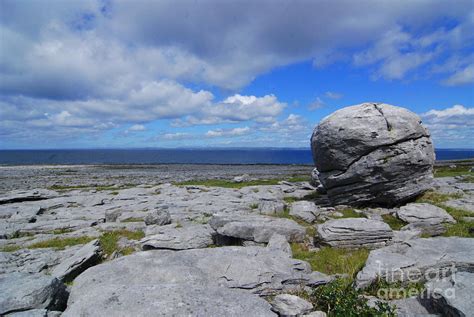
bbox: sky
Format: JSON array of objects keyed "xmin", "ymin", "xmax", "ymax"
[{"xmin": 0, "ymin": 0, "xmax": 473, "ymax": 149}]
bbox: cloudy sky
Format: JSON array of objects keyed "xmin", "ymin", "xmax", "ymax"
[{"xmin": 1, "ymin": 0, "xmax": 473, "ymax": 149}]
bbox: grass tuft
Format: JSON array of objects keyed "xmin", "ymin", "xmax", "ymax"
[
  {"xmin": 434, "ymin": 165, "xmax": 473, "ymax": 179},
  {"xmin": 28, "ymin": 236, "xmax": 95, "ymax": 250},
  {"xmin": 0, "ymin": 245, "xmax": 22, "ymax": 252},
  {"xmin": 291, "ymin": 243, "xmax": 369, "ymax": 277},
  {"xmin": 381, "ymin": 214, "xmax": 407, "ymax": 230},
  {"xmin": 99, "ymin": 230, "xmax": 145, "ymax": 256},
  {"xmin": 338, "ymin": 208, "xmax": 365, "ymax": 218}
]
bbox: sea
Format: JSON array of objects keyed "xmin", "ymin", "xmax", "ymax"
[{"xmin": 0, "ymin": 148, "xmax": 473, "ymax": 165}]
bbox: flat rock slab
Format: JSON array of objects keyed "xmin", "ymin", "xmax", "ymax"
[
  {"xmin": 397, "ymin": 203, "xmax": 455, "ymax": 224},
  {"xmin": 444, "ymin": 195, "xmax": 474, "ymax": 213},
  {"xmin": 63, "ymin": 245, "xmax": 321, "ymax": 316},
  {"xmin": 141, "ymin": 224, "xmax": 214, "ymax": 250},
  {"xmin": 0, "ymin": 272, "xmax": 67, "ymax": 315},
  {"xmin": 0, "ymin": 189, "xmax": 57, "ymax": 205},
  {"xmin": 316, "ymin": 218, "xmax": 393, "ymax": 249},
  {"xmin": 209, "ymin": 214, "xmax": 306, "ymax": 243},
  {"xmin": 356, "ymin": 237, "xmax": 474, "ymax": 289},
  {"xmin": 51, "ymin": 239, "xmax": 101, "ymax": 282}
]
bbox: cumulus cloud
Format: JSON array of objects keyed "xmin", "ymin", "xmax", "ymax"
[
  {"xmin": 1, "ymin": 0, "xmax": 473, "ymax": 146},
  {"xmin": 205, "ymin": 127, "xmax": 251, "ymax": 138},
  {"xmin": 421, "ymin": 105, "xmax": 474, "ymax": 147},
  {"xmin": 127, "ymin": 124, "xmax": 146, "ymax": 132}
]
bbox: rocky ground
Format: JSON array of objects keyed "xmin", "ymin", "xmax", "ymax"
[{"xmin": 0, "ymin": 164, "xmax": 473, "ymax": 316}]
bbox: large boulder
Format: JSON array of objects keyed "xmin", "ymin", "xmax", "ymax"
[
  {"xmin": 141, "ymin": 224, "xmax": 214, "ymax": 250},
  {"xmin": 311, "ymin": 103, "xmax": 435, "ymax": 206}
]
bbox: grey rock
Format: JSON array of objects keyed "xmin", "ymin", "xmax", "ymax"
[
  {"xmin": 233, "ymin": 174, "xmax": 251, "ymax": 183},
  {"xmin": 144, "ymin": 209, "xmax": 171, "ymax": 226},
  {"xmin": 310, "ymin": 168, "xmax": 321, "ymax": 187},
  {"xmin": 5, "ymin": 309, "xmax": 48, "ymax": 317},
  {"xmin": 316, "ymin": 218, "xmax": 393, "ymax": 249},
  {"xmin": 267, "ymin": 233, "xmax": 292, "ymax": 256},
  {"xmin": 397, "ymin": 203, "xmax": 455, "ymax": 224},
  {"xmin": 0, "ymin": 189, "xmax": 57, "ymax": 205},
  {"xmin": 271, "ymin": 294, "xmax": 313, "ymax": 316},
  {"xmin": 311, "ymin": 103, "xmax": 434, "ymax": 206},
  {"xmin": 401, "ymin": 222, "xmax": 446, "ymax": 237},
  {"xmin": 141, "ymin": 224, "xmax": 214, "ymax": 250},
  {"xmin": 51, "ymin": 239, "xmax": 102, "ymax": 282},
  {"xmin": 258, "ymin": 200, "xmax": 286, "ymax": 215},
  {"xmin": 104, "ymin": 209, "xmax": 121, "ymax": 222},
  {"xmin": 391, "ymin": 297, "xmax": 436, "ymax": 317},
  {"xmin": 424, "ymin": 271, "xmax": 474, "ymax": 317},
  {"xmin": 455, "ymin": 182, "xmax": 474, "ymax": 192},
  {"xmin": 289, "ymin": 201, "xmax": 318, "ymax": 223},
  {"xmin": 0, "ymin": 273, "xmax": 67, "ymax": 315},
  {"xmin": 210, "ymin": 214, "xmax": 306, "ymax": 243},
  {"xmin": 302, "ymin": 312, "xmax": 327, "ymax": 317},
  {"xmin": 356, "ymin": 237, "xmax": 474, "ymax": 289},
  {"xmin": 444, "ymin": 195, "xmax": 474, "ymax": 213}
]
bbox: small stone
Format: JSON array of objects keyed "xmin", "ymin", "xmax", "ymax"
[
  {"xmin": 271, "ymin": 294, "xmax": 313, "ymax": 316},
  {"xmin": 144, "ymin": 209, "xmax": 171, "ymax": 226}
]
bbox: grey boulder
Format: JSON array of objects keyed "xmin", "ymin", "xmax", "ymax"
[
  {"xmin": 311, "ymin": 103, "xmax": 435, "ymax": 206},
  {"xmin": 209, "ymin": 214, "xmax": 306, "ymax": 243},
  {"xmin": 316, "ymin": 218, "xmax": 393, "ymax": 249},
  {"xmin": 141, "ymin": 224, "xmax": 214, "ymax": 250},
  {"xmin": 266, "ymin": 233, "xmax": 292, "ymax": 256},
  {"xmin": 310, "ymin": 168, "xmax": 321, "ymax": 187},
  {"xmin": 258, "ymin": 200, "xmax": 286, "ymax": 215},
  {"xmin": 271, "ymin": 294, "xmax": 313, "ymax": 316},
  {"xmin": 0, "ymin": 273, "xmax": 67, "ymax": 315},
  {"xmin": 51, "ymin": 239, "xmax": 102, "ymax": 282}
]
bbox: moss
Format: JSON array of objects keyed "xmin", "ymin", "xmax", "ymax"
[
  {"xmin": 0, "ymin": 245, "xmax": 22, "ymax": 252},
  {"xmin": 291, "ymin": 244, "xmax": 369, "ymax": 277},
  {"xmin": 28, "ymin": 236, "xmax": 95, "ymax": 250},
  {"xmin": 98, "ymin": 230, "xmax": 145, "ymax": 256},
  {"xmin": 382, "ymin": 214, "xmax": 407, "ymax": 230},
  {"xmin": 250, "ymin": 203, "xmax": 259, "ymax": 209},
  {"xmin": 338, "ymin": 208, "xmax": 365, "ymax": 218}
]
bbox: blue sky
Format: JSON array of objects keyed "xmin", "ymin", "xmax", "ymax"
[{"xmin": 0, "ymin": 0, "xmax": 473, "ymax": 149}]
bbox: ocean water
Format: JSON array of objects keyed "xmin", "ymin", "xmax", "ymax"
[{"xmin": 0, "ymin": 148, "xmax": 472, "ymax": 165}]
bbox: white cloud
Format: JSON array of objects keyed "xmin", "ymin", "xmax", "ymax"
[
  {"xmin": 206, "ymin": 126, "xmax": 251, "ymax": 138},
  {"xmin": 421, "ymin": 105, "xmax": 474, "ymax": 147},
  {"xmin": 442, "ymin": 64, "xmax": 474, "ymax": 86},
  {"xmin": 324, "ymin": 91, "xmax": 343, "ymax": 99},
  {"xmin": 127, "ymin": 124, "xmax": 146, "ymax": 132},
  {"xmin": 308, "ymin": 97, "xmax": 325, "ymax": 110}
]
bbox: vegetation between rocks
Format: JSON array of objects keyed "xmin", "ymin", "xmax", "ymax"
[
  {"xmin": 434, "ymin": 165, "xmax": 473, "ymax": 180},
  {"xmin": 28, "ymin": 236, "xmax": 96, "ymax": 250},
  {"xmin": 308, "ymin": 278, "xmax": 396, "ymax": 316},
  {"xmin": 381, "ymin": 214, "xmax": 407, "ymax": 230},
  {"xmin": 98, "ymin": 229, "xmax": 145, "ymax": 256},
  {"xmin": 291, "ymin": 243, "xmax": 369, "ymax": 277}
]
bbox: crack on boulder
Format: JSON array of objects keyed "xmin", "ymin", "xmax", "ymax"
[{"xmin": 373, "ymin": 103, "xmax": 392, "ymax": 131}]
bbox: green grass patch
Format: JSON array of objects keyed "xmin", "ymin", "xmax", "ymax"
[
  {"xmin": 28, "ymin": 236, "xmax": 95, "ymax": 250},
  {"xmin": 0, "ymin": 245, "xmax": 22, "ymax": 252},
  {"xmin": 382, "ymin": 214, "xmax": 407, "ymax": 230},
  {"xmin": 287, "ymin": 175, "xmax": 310, "ymax": 182},
  {"xmin": 291, "ymin": 244, "xmax": 369, "ymax": 277},
  {"xmin": 338, "ymin": 208, "xmax": 365, "ymax": 218},
  {"xmin": 49, "ymin": 228, "xmax": 75, "ymax": 235},
  {"xmin": 99, "ymin": 230, "xmax": 145, "ymax": 256},
  {"xmin": 434, "ymin": 165, "xmax": 473, "ymax": 179},
  {"xmin": 250, "ymin": 203, "xmax": 259, "ymax": 209},
  {"xmin": 416, "ymin": 191, "xmax": 463, "ymax": 204},
  {"xmin": 309, "ymin": 278, "xmax": 396, "ymax": 316}
]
